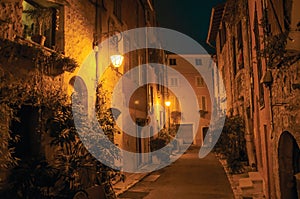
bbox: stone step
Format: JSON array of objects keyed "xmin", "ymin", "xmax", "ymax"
[
  {"xmin": 239, "ymin": 178, "xmax": 253, "ymax": 198},
  {"xmin": 239, "ymin": 178, "xmax": 253, "ymax": 190},
  {"xmin": 241, "ymin": 192, "xmax": 265, "ymax": 199},
  {"xmin": 248, "ymin": 172, "xmax": 263, "ymax": 183},
  {"xmin": 248, "ymin": 172, "xmax": 264, "ymax": 193},
  {"xmin": 239, "ymin": 175, "xmax": 265, "ymax": 199}
]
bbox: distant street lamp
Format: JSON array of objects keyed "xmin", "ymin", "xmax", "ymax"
[
  {"xmin": 165, "ymin": 100, "xmax": 171, "ymax": 128},
  {"xmin": 165, "ymin": 101, "xmax": 171, "ymax": 107}
]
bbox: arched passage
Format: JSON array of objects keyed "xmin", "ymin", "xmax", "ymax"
[
  {"xmin": 278, "ymin": 131, "xmax": 300, "ymax": 199},
  {"xmin": 69, "ymin": 76, "xmax": 88, "ymax": 112}
]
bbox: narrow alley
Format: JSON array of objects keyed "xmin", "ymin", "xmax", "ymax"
[{"xmin": 118, "ymin": 147, "xmax": 234, "ymax": 199}]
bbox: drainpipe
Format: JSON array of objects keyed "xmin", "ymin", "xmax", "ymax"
[
  {"xmin": 261, "ymin": 0, "xmax": 272, "ymax": 197},
  {"xmin": 245, "ymin": 0, "xmax": 257, "ymax": 168},
  {"xmin": 95, "ymin": 0, "xmax": 99, "ymax": 86}
]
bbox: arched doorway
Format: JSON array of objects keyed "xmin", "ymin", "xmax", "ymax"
[
  {"xmin": 69, "ymin": 76, "xmax": 88, "ymax": 112},
  {"xmin": 278, "ymin": 131, "xmax": 300, "ymax": 199}
]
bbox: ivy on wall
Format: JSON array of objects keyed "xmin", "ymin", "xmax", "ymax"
[
  {"xmin": 213, "ymin": 116, "xmax": 248, "ymax": 174},
  {"xmin": 0, "ymin": 38, "xmax": 120, "ymax": 197},
  {"xmin": 0, "ymin": 38, "xmax": 78, "ymax": 76},
  {"xmin": 259, "ymin": 9, "xmax": 300, "ymax": 68},
  {"xmin": 0, "ymin": 78, "xmax": 121, "ymax": 197}
]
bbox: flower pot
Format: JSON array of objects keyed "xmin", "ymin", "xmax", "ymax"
[{"xmin": 31, "ymin": 34, "xmax": 46, "ymax": 45}]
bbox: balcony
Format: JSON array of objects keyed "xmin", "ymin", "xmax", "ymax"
[{"xmin": 0, "ymin": 37, "xmax": 77, "ymax": 76}]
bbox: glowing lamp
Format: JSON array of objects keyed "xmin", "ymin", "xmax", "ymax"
[
  {"xmin": 165, "ymin": 101, "xmax": 171, "ymax": 107},
  {"xmin": 110, "ymin": 54, "xmax": 124, "ymax": 68}
]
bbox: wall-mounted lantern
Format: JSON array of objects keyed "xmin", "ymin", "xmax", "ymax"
[
  {"xmin": 261, "ymin": 70, "xmax": 273, "ymax": 87},
  {"xmin": 93, "ymin": 30, "xmax": 124, "ymax": 71}
]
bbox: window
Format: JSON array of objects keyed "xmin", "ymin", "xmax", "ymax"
[
  {"xmin": 202, "ymin": 127, "xmax": 209, "ymax": 140},
  {"xmin": 148, "ymin": 86, "xmax": 154, "ymax": 112},
  {"xmin": 22, "ymin": 1, "xmax": 62, "ymax": 49},
  {"xmin": 222, "ymin": 66, "xmax": 225, "ymax": 81},
  {"xmin": 237, "ymin": 21, "xmax": 244, "ymax": 69},
  {"xmin": 114, "ymin": 0, "xmax": 122, "ymax": 21},
  {"xmin": 169, "ymin": 58, "xmax": 176, "ymax": 65},
  {"xmin": 200, "ymin": 96, "xmax": 207, "ymax": 111},
  {"xmin": 195, "ymin": 58, "xmax": 202, "ymax": 65},
  {"xmin": 219, "ymin": 22, "xmax": 227, "ymax": 51},
  {"xmin": 169, "ymin": 77, "xmax": 179, "ymax": 87},
  {"xmin": 283, "ymin": 0, "xmax": 292, "ymax": 30},
  {"xmin": 196, "ymin": 76, "xmax": 204, "ymax": 87},
  {"xmin": 237, "ymin": 21, "xmax": 243, "ymax": 50},
  {"xmin": 232, "ymin": 36, "xmax": 237, "ymax": 76}
]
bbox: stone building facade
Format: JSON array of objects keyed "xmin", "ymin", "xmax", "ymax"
[
  {"xmin": 0, "ymin": 0, "xmax": 166, "ymax": 197},
  {"xmin": 208, "ymin": 0, "xmax": 300, "ymax": 198},
  {"xmin": 166, "ymin": 54, "xmax": 213, "ymax": 146}
]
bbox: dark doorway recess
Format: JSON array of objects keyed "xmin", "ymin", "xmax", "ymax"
[
  {"xmin": 10, "ymin": 105, "xmax": 41, "ymax": 160},
  {"xmin": 278, "ymin": 131, "xmax": 300, "ymax": 199}
]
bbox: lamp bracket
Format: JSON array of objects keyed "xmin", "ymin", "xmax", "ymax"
[{"xmin": 93, "ymin": 29, "xmax": 122, "ymax": 47}]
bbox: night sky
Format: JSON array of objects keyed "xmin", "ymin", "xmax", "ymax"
[{"xmin": 154, "ymin": 0, "xmax": 226, "ymax": 54}]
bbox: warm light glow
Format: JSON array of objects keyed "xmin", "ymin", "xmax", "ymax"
[
  {"xmin": 93, "ymin": 45, "xmax": 99, "ymax": 52},
  {"xmin": 110, "ymin": 54, "xmax": 124, "ymax": 68},
  {"xmin": 165, "ymin": 101, "xmax": 171, "ymax": 107}
]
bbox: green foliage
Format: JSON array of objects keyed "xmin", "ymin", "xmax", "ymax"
[
  {"xmin": 0, "ymin": 67, "xmax": 117, "ymax": 198},
  {"xmin": 23, "ymin": 7, "xmax": 52, "ymax": 35},
  {"xmin": 95, "ymin": 83, "xmax": 119, "ymax": 142},
  {"xmin": 149, "ymin": 126, "xmax": 178, "ymax": 163},
  {"xmin": 1, "ymin": 87, "xmax": 121, "ymax": 198},
  {"xmin": 45, "ymin": 85, "xmax": 121, "ymax": 197},
  {"xmin": 3, "ymin": 157, "xmax": 58, "ymax": 199},
  {"xmin": 150, "ymin": 126, "xmax": 176, "ymax": 152},
  {"xmin": 0, "ymin": 38, "xmax": 78, "ymax": 75},
  {"xmin": 213, "ymin": 115, "xmax": 248, "ymax": 174},
  {"xmin": 50, "ymin": 52, "xmax": 78, "ymax": 74},
  {"xmin": 259, "ymin": 9, "xmax": 300, "ymax": 68},
  {"xmin": 48, "ymin": 104, "xmax": 98, "ymax": 196},
  {"xmin": 150, "ymin": 138, "xmax": 166, "ymax": 152},
  {"xmin": 0, "ymin": 104, "xmax": 19, "ymax": 170}
]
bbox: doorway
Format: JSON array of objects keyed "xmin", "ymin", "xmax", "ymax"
[
  {"xmin": 202, "ymin": 127, "xmax": 209, "ymax": 146},
  {"xmin": 278, "ymin": 131, "xmax": 300, "ymax": 199},
  {"xmin": 136, "ymin": 118, "xmax": 147, "ymax": 167},
  {"xmin": 10, "ymin": 105, "xmax": 41, "ymax": 160}
]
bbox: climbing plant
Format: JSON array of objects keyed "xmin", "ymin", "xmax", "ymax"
[
  {"xmin": 213, "ymin": 115, "xmax": 248, "ymax": 174},
  {"xmin": 0, "ymin": 38, "xmax": 78, "ymax": 76},
  {"xmin": 259, "ymin": 8, "xmax": 300, "ymax": 68},
  {"xmin": 0, "ymin": 40, "xmax": 120, "ymax": 198}
]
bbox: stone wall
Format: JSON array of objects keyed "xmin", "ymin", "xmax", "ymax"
[
  {"xmin": 271, "ymin": 60, "xmax": 300, "ymax": 198},
  {"xmin": 0, "ymin": 0, "xmax": 23, "ymax": 40},
  {"xmin": 64, "ymin": 0, "xmax": 95, "ymax": 64},
  {"xmin": 272, "ymin": 61, "xmax": 300, "ymax": 141}
]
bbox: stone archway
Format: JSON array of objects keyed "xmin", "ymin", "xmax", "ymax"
[
  {"xmin": 278, "ymin": 131, "xmax": 300, "ymax": 199},
  {"xmin": 69, "ymin": 76, "xmax": 88, "ymax": 111}
]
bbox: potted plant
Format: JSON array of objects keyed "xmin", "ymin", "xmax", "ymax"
[
  {"xmin": 24, "ymin": 7, "xmax": 52, "ymax": 45},
  {"xmin": 150, "ymin": 128, "xmax": 176, "ymax": 163}
]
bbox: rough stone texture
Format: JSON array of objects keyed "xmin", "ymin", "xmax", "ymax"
[
  {"xmin": 0, "ymin": 0, "xmax": 23, "ymax": 40},
  {"xmin": 0, "ymin": 0, "xmax": 164, "ymax": 190},
  {"xmin": 0, "ymin": 37, "xmax": 65, "ymax": 185},
  {"xmin": 271, "ymin": 60, "xmax": 300, "ymax": 198},
  {"xmin": 64, "ymin": 0, "xmax": 95, "ymax": 65},
  {"xmin": 214, "ymin": 0, "xmax": 257, "ymax": 168},
  {"xmin": 211, "ymin": 0, "xmax": 300, "ymax": 198}
]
